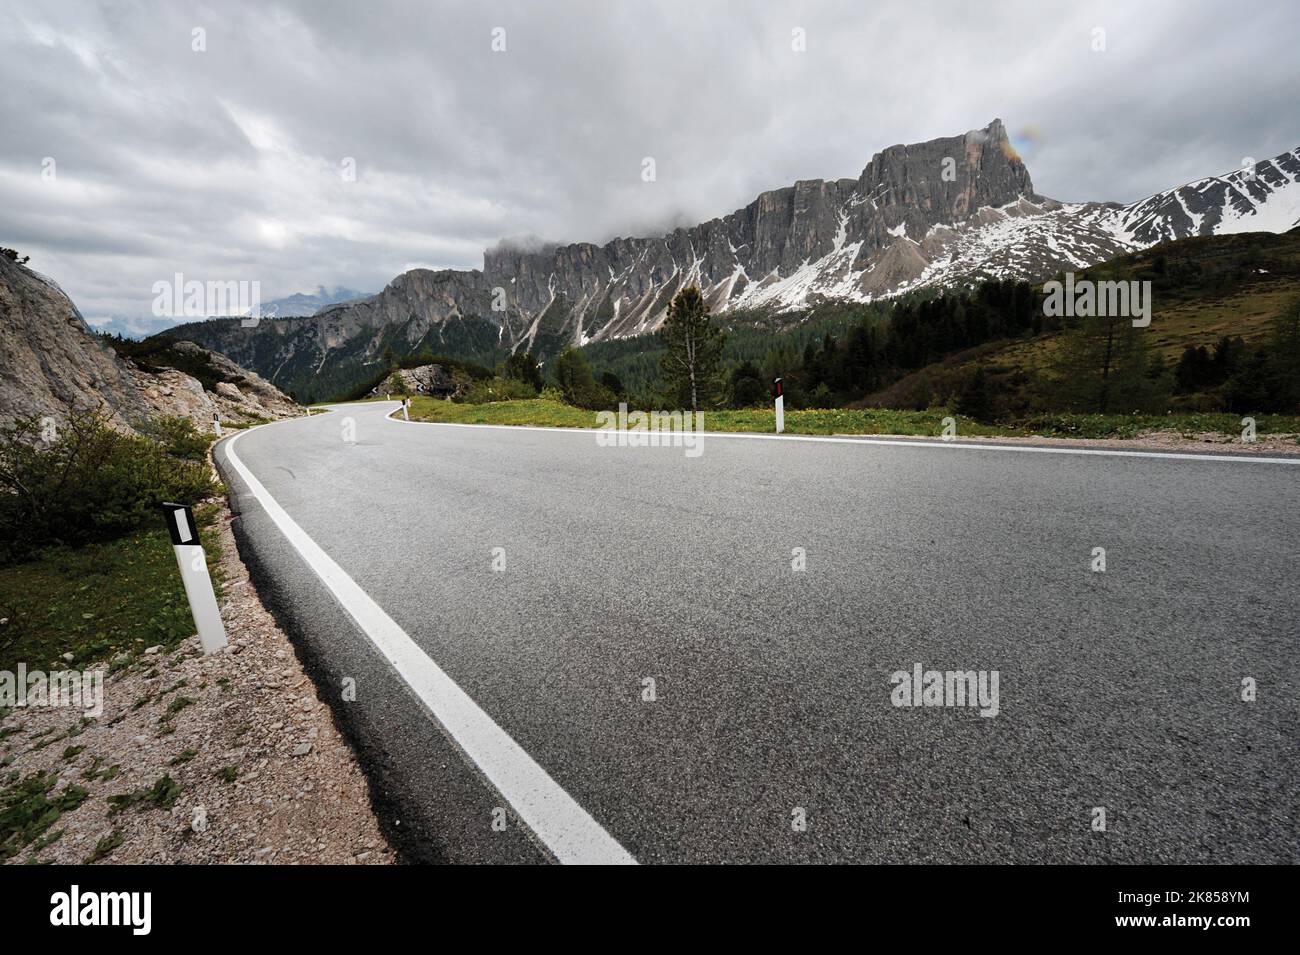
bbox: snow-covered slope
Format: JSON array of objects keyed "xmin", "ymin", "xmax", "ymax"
[
  {"xmin": 1113, "ymin": 148, "xmax": 1300, "ymax": 244},
  {"xmin": 767, "ymin": 145, "xmax": 1300, "ymax": 307}
]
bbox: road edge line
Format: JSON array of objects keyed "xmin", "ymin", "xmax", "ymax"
[
  {"xmin": 219, "ymin": 425, "xmax": 638, "ymax": 865},
  {"xmin": 379, "ymin": 406, "xmax": 1300, "ymax": 464}
]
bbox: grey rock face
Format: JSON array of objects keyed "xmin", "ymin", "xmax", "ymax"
[
  {"xmin": 0, "ymin": 254, "xmax": 153, "ymax": 429},
  {"xmin": 167, "ymin": 121, "xmax": 1300, "ymax": 399},
  {"xmin": 0, "ymin": 254, "xmax": 297, "ymax": 432},
  {"xmin": 475, "ymin": 119, "xmax": 1037, "ymax": 347},
  {"xmin": 368, "ymin": 364, "xmax": 459, "ymax": 399}
]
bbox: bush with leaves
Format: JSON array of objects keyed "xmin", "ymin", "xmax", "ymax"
[
  {"xmin": 0, "ymin": 411, "xmax": 218, "ymax": 563},
  {"xmin": 552, "ymin": 348, "xmax": 617, "ymax": 409},
  {"xmin": 141, "ymin": 416, "xmax": 211, "ymax": 461},
  {"xmin": 502, "ymin": 351, "xmax": 544, "ymax": 392},
  {"xmin": 386, "ymin": 371, "xmax": 411, "ymax": 397}
]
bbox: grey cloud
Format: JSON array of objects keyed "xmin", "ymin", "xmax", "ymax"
[{"xmin": 1, "ymin": 0, "xmax": 1296, "ymax": 325}]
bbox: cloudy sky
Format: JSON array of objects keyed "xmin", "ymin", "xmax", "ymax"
[{"xmin": 3, "ymin": 0, "xmax": 1297, "ymax": 329}]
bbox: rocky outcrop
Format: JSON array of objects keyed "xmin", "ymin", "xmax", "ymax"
[
  {"xmin": 367, "ymin": 363, "xmax": 460, "ymax": 399},
  {"xmin": 0, "ymin": 255, "xmax": 298, "ymax": 433},
  {"xmin": 128, "ymin": 340, "xmax": 299, "ymax": 428}
]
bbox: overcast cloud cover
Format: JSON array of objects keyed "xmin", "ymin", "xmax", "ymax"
[{"xmin": 2, "ymin": 0, "xmax": 1298, "ymax": 328}]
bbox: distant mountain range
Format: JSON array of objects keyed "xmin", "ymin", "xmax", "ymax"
[
  {"xmin": 163, "ymin": 119, "xmax": 1300, "ymax": 401},
  {"xmin": 90, "ymin": 286, "xmax": 370, "ymax": 339},
  {"xmin": 253, "ymin": 286, "xmax": 372, "ymax": 318}
]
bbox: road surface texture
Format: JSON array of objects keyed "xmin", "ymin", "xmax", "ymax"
[{"xmin": 215, "ymin": 401, "xmax": 1299, "ymax": 864}]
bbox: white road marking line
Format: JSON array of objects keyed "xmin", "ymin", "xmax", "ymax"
[
  {"xmin": 221, "ymin": 426, "xmax": 637, "ymax": 865},
  {"xmin": 378, "ymin": 405, "xmax": 1300, "ymax": 465}
]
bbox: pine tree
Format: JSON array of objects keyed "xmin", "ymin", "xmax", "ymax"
[
  {"xmin": 1265, "ymin": 297, "xmax": 1300, "ymax": 412},
  {"xmin": 955, "ymin": 366, "xmax": 993, "ymax": 421},
  {"xmin": 727, "ymin": 360, "xmax": 766, "ymax": 407},
  {"xmin": 503, "ymin": 351, "xmax": 543, "ymax": 391},
  {"xmin": 659, "ymin": 287, "xmax": 726, "ymax": 413},
  {"xmin": 1042, "ymin": 306, "xmax": 1170, "ymax": 413}
]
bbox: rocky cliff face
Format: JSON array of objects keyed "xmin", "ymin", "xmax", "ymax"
[
  {"xmin": 165, "ymin": 120, "xmax": 1300, "ymax": 400},
  {"xmin": 476, "ymin": 119, "xmax": 1038, "ymax": 349},
  {"xmin": 0, "ymin": 255, "xmax": 153, "ymax": 429},
  {"xmin": 0, "ymin": 255, "xmax": 297, "ymax": 433}
]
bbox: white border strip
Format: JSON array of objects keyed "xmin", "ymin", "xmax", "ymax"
[
  {"xmin": 221, "ymin": 426, "xmax": 637, "ymax": 865},
  {"xmin": 382, "ymin": 408, "xmax": 1300, "ymax": 465}
]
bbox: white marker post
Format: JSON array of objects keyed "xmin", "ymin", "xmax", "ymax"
[
  {"xmin": 161, "ymin": 502, "xmax": 227, "ymax": 654},
  {"xmin": 774, "ymin": 377, "xmax": 785, "ymax": 434},
  {"xmin": 212, "ymin": 412, "xmax": 222, "ymax": 437},
  {"xmin": 402, "ymin": 397, "xmax": 410, "ymax": 421}
]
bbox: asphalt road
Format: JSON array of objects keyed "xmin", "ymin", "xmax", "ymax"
[{"xmin": 215, "ymin": 401, "xmax": 1300, "ymax": 864}]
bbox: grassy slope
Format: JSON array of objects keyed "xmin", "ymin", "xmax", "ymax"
[
  {"xmin": 0, "ymin": 505, "xmax": 223, "ymax": 675},
  {"xmin": 871, "ymin": 228, "xmax": 1300, "ymax": 406}
]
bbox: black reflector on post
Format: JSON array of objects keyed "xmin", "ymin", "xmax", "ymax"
[
  {"xmin": 162, "ymin": 502, "xmax": 197, "ymax": 545},
  {"xmin": 159, "ymin": 502, "xmax": 227, "ymax": 653}
]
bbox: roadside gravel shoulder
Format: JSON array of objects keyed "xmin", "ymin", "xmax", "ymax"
[{"xmin": 0, "ymin": 501, "xmax": 397, "ymax": 865}]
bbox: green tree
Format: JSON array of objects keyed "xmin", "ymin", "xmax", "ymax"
[
  {"xmin": 599, "ymin": 371, "xmax": 624, "ymax": 397},
  {"xmin": 954, "ymin": 366, "xmax": 993, "ymax": 421},
  {"xmin": 659, "ymin": 286, "xmax": 726, "ymax": 413},
  {"xmin": 503, "ymin": 351, "xmax": 544, "ymax": 392},
  {"xmin": 1264, "ymin": 296, "xmax": 1300, "ymax": 412},
  {"xmin": 552, "ymin": 347, "xmax": 615, "ymax": 408},
  {"xmin": 1041, "ymin": 306, "xmax": 1170, "ymax": 414},
  {"xmin": 1225, "ymin": 349, "xmax": 1271, "ymax": 413},
  {"xmin": 727, "ymin": 360, "xmax": 766, "ymax": 407}
]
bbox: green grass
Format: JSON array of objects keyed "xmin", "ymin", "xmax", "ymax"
[
  {"xmin": 1010, "ymin": 411, "xmax": 1300, "ymax": 440},
  {"xmin": 106, "ymin": 774, "xmax": 181, "ymax": 815},
  {"xmin": 406, "ymin": 396, "xmax": 1008, "ymax": 436},
  {"xmin": 405, "ymin": 396, "xmax": 1300, "ymax": 442},
  {"xmin": 168, "ymin": 748, "xmax": 197, "ymax": 766},
  {"xmin": 0, "ymin": 504, "xmax": 224, "ymax": 674},
  {"xmin": 0, "ymin": 771, "xmax": 89, "ymax": 861},
  {"xmin": 84, "ymin": 827, "xmax": 124, "ymax": 864}
]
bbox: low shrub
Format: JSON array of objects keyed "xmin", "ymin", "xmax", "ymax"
[
  {"xmin": 456, "ymin": 376, "xmax": 539, "ymax": 404},
  {"xmin": 0, "ymin": 411, "xmax": 218, "ymax": 563},
  {"xmin": 141, "ymin": 416, "xmax": 211, "ymax": 461}
]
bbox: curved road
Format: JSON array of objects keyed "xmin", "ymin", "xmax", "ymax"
[{"xmin": 215, "ymin": 401, "xmax": 1300, "ymax": 864}]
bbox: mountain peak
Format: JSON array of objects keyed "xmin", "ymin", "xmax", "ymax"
[{"xmin": 165, "ymin": 127, "xmax": 1300, "ymax": 400}]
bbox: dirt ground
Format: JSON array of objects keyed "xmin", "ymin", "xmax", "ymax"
[{"xmin": 0, "ymin": 503, "xmax": 397, "ymax": 865}]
